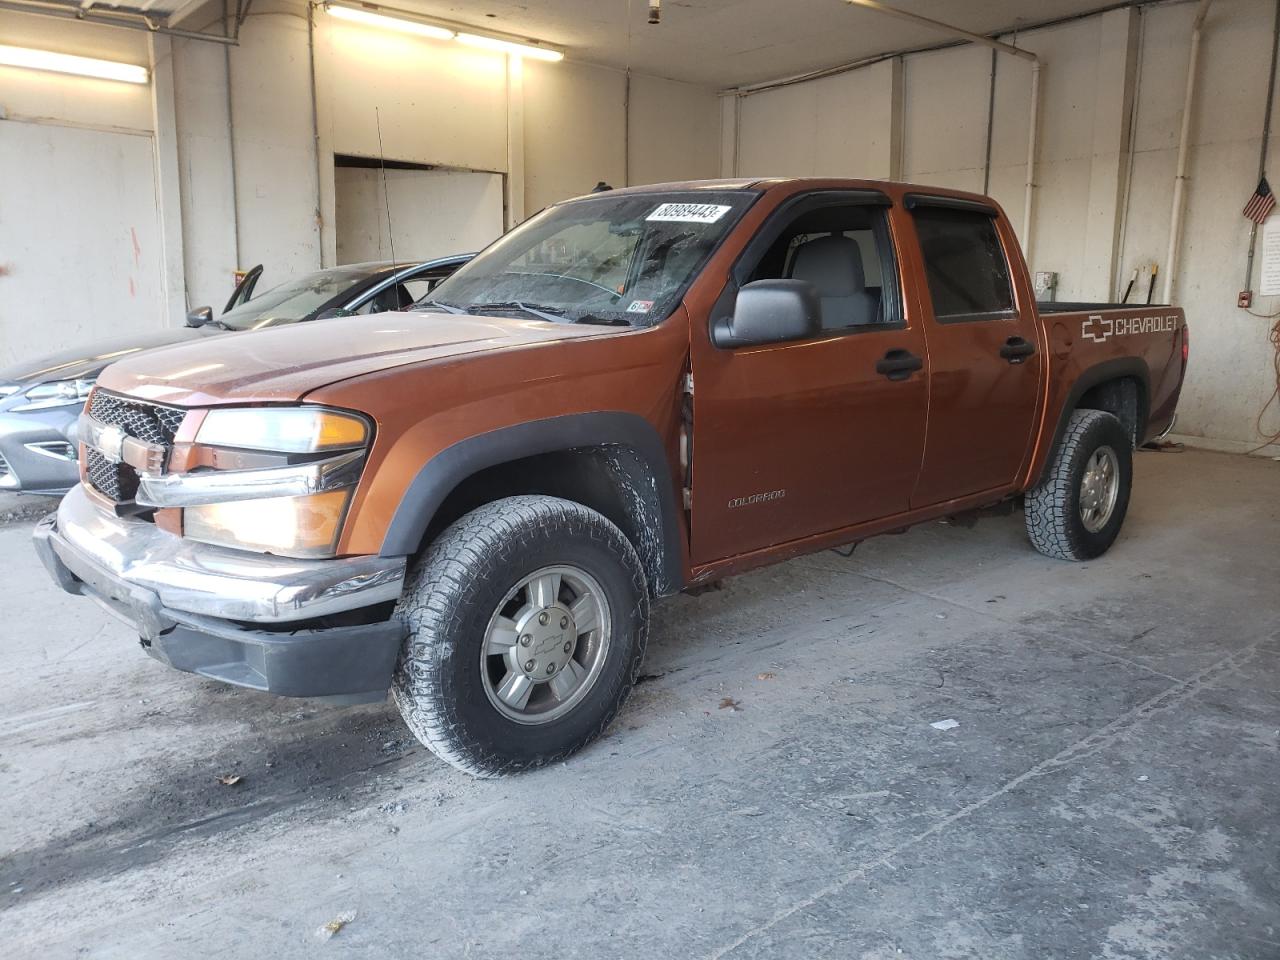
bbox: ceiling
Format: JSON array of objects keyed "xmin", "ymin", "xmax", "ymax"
[{"xmin": 389, "ymin": 0, "xmax": 1128, "ymax": 87}]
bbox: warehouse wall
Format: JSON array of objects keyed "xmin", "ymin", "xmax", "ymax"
[
  {"xmin": 0, "ymin": 11, "xmax": 168, "ymax": 364},
  {"xmin": 333, "ymin": 167, "xmax": 505, "ymax": 263},
  {"xmin": 1119, "ymin": 0, "xmax": 1280, "ymax": 448},
  {"xmin": 170, "ymin": 0, "xmax": 721, "ymax": 309},
  {"xmin": 170, "ymin": 35, "xmax": 237, "ymax": 318},
  {"xmin": 736, "ymin": 59, "xmax": 902, "ymax": 180},
  {"xmin": 523, "ymin": 58, "xmax": 627, "ymax": 215},
  {"xmin": 0, "ymin": 10, "xmax": 153, "ymax": 132},
  {"xmin": 629, "ymin": 73, "xmax": 723, "ymax": 187},
  {"xmin": 723, "ymin": 0, "xmax": 1280, "ymax": 451},
  {"xmin": 0, "ymin": 0, "xmax": 721, "ymax": 352},
  {"xmin": 521, "ymin": 64, "xmax": 723, "ymax": 214}
]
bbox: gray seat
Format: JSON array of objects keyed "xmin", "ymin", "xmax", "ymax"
[{"xmin": 788, "ymin": 235, "xmax": 879, "ymax": 329}]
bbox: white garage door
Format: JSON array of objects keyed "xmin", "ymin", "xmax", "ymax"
[
  {"xmin": 334, "ymin": 166, "xmax": 504, "ymax": 265},
  {"xmin": 0, "ymin": 121, "xmax": 165, "ymax": 367}
]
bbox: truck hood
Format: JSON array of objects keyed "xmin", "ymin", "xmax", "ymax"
[
  {"xmin": 95, "ymin": 312, "xmax": 612, "ymax": 407},
  {"xmin": 0, "ymin": 326, "xmax": 217, "ymax": 386}
]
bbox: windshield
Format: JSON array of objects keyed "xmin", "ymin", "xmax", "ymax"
[
  {"xmin": 218, "ymin": 266, "xmax": 381, "ymax": 330},
  {"xmin": 416, "ymin": 191, "xmax": 755, "ymax": 327}
]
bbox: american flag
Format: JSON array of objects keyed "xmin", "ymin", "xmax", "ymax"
[{"xmin": 1243, "ymin": 177, "xmax": 1275, "ymax": 223}]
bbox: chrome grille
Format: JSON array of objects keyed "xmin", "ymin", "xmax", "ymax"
[
  {"xmin": 87, "ymin": 392, "xmax": 186, "ymax": 444},
  {"xmin": 0, "ymin": 451, "xmax": 10, "ymax": 480},
  {"xmin": 84, "ymin": 392, "xmax": 186, "ymax": 502},
  {"xmin": 86, "ymin": 449, "xmax": 132, "ymax": 501}
]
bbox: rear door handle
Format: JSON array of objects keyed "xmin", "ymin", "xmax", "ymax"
[
  {"xmin": 1000, "ymin": 336, "xmax": 1036, "ymax": 364},
  {"xmin": 875, "ymin": 348, "xmax": 924, "ymax": 381}
]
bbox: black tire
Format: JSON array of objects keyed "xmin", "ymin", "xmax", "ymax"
[
  {"xmin": 1025, "ymin": 409, "xmax": 1133, "ymax": 561},
  {"xmin": 391, "ymin": 495, "xmax": 648, "ymax": 777}
]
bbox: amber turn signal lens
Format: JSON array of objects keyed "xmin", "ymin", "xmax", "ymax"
[{"xmin": 316, "ymin": 411, "xmax": 368, "ymax": 449}]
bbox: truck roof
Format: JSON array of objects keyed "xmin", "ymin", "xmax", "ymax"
[{"xmin": 560, "ymin": 176, "xmax": 998, "ymax": 207}]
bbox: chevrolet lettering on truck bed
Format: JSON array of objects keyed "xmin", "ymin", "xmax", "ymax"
[{"xmin": 35, "ymin": 179, "xmax": 1188, "ymax": 777}]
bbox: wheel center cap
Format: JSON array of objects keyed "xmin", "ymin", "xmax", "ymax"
[{"xmin": 514, "ymin": 604, "xmax": 576, "ymax": 679}]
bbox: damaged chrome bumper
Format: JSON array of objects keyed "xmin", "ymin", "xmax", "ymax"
[{"xmin": 33, "ymin": 484, "xmax": 407, "ymax": 701}]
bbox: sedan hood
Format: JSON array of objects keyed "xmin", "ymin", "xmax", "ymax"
[
  {"xmin": 95, "ymin": 312, "xmax": 612, "ymax": 406},
  {"xmin": 0, "ymin": 327, "xmax": 217, "ymax": 385}
]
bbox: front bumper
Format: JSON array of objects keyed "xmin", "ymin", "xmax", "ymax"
[
  {"xmin": 0, "ymin": 406, "xmax": 80, "ymax": 494},
  {"xmin": 34, "ymin": 484, "xmax": 408, "ymax": 701}
]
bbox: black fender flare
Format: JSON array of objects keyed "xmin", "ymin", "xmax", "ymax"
[
  {"xmin": 1032, "ymin": 357, "xmax": 1151, "ymax": 487},
  {"xmin": 379, "ymin": 412, "xmax": 683, "ymax": 593}
]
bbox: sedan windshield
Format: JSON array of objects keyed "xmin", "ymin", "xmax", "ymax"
[
  {"xmin": 218, "ymin": 266, "xmax": 381, "ymax": 330},
  {"xmin": 416, "ymin": 191, "xmax": 755, "ymax": 327}
]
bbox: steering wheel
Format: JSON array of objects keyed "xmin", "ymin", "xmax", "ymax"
[{"xmin": 501, "ymin": 271, "xmax": 622, "ymax": 301}]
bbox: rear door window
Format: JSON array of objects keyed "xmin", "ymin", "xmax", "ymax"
[{"xmin": 912, "ymin": 207, "xmax": 1015, "ymax": 322}]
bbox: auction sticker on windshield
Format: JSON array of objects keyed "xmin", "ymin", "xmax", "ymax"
[{"xmin": 646, "ymin": 203, "xmax": 732, "ymax": 223}]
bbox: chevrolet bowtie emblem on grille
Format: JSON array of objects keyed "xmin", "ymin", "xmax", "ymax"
[
  {"xmin": 79, "ymin": 414, "xmax": 168, "ymax": 475},
  {"xmin": 96, "ymin": 424, "xmax": 128, "ymax": 463}
]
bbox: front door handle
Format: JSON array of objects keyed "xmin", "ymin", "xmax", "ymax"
[
  {"xmin": 1000, "ymin": 336, "xmax": 1036, "ymax": 364},
  {"xmin": 875, "ymin": 348, "xmax": 924, "ymax": 381}
]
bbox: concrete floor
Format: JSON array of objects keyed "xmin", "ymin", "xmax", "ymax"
[{"xmin": 1, "ymin": 448, "xmax": 1277, "ymax": 959}]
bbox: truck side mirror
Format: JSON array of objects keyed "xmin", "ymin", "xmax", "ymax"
[
  {"xmin": 711, "ymin": 280, "xmax": 821, "ymax": 348},
  {"xmin": 185, "ymin": 306, "xmax": 214, "ymax": 328}
]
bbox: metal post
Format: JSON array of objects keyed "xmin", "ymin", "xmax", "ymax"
[{"xmin": 1163, "ymin": 0, "xmax": 1212, "ymax": 305}]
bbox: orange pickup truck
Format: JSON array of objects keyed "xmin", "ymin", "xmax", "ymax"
[{"xmin": 35, "ymin": 178, "xmax": 1187, "ymax": 776}]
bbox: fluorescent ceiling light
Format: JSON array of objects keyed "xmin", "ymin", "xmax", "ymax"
[
  {"xmin": 0, "ymin": 44, "xmax": 148, "ymax": 84},
  {"xmin": 326, "ymin": 5, "xmax": 456, "ymax": 40},
  {"xmin": 455, "ymin": 32, "xmax": 564, "ymax": 61},
  {"xmin": 324, "ymin": 3, "xmax": 563, "ymax": 61}
]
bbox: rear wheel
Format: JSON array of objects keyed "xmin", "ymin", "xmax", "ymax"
[
  {"xmin": 392, "ymin": 495, "xmax": 648, "ymax": 777},
  {"xmin": 1025, "ymin": 409, "xmax": 1133, "ymax": 561}
]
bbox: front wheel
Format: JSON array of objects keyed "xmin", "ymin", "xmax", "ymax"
[
  {"xmin": 392, "ymin": 495, "xmax": 648, "ymax": 777},
  {"xmin": 1025, "ymin": 409, "xmax": 1133, "ymax": 561}
]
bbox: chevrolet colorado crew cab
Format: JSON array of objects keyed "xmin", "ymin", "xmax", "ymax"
[{"xmin": 35, "ymin": 178, "xmax": 1187, "ymax": 777}]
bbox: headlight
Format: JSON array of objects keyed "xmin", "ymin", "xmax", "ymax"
[
  {"xmin": 13, "ymin": 378, "xmax": 95, "ymax": 411},
  {"xmin": 197, "ymin": 407, "xmax": 368, "ymax": 452},
  {"xmin": 184, "ymin": 490, "xmax": 352, "ymax": 558},
  {"xmin": 167, "ymin": 406, "xmax": 371, "ymax": 559}
]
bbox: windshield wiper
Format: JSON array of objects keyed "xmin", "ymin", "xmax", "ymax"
[
  {"xmin": 571, "ymin": 315, "xmax": 630, "ymax": 327},
  {"xmin": 415, "ymin": 300, "xmax": 466, "ymax": 314},
  {"xmin": 466, "ymin": 301, "xmax": 568, "ymax": 324}
]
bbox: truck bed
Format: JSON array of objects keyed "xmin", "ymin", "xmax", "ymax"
[{"xmin": 1036, "ymin": 301, "xmax": 1169, "ymax": 313}]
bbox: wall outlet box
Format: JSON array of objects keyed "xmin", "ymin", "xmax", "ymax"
[
  {"xmin": 1238, "ymin": 290, "xmax": 1253, "ymax": 308},
  {"xmin": 1034, "ymin": 271, "xmax": 1058, "ymax": 298}
]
